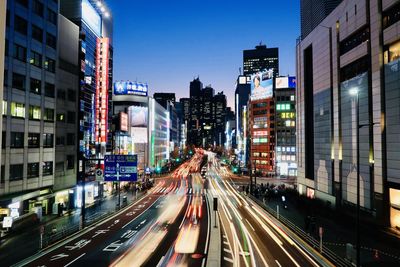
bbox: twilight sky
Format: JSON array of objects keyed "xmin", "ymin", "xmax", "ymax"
[{"xmin": 109, "ymin": 0, "xmax": 300, "ymax": 108}]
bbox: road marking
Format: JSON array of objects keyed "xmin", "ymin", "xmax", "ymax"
[
  {"xmin": 245, "ymin": 219, "xmax": 255, "ymax": 231},
  {"xmin": 224, "ymin": 248, "xmax": 232, "ymax": 253},
  {"xmin": 156, "ymin": 256, "xmax": 165, "ymax": 267},
  {"xmin": 122, "ymin": 196, "xmax": 160, "ymax": 229},
  {"xmin": 204, "ymin": 192, "xmax": 211, "ymax": 254},
  {"xmin": 103, "ymin": 240, "xmax": 124, "ymax": 252},
  {"xmin": 224, "ymin": 257, "xmax": 234, "ymax": 263},
  {"xmin": 275, "ymin": 260, "xmax": 282, "ymax": 267},
  {"xmin": 64, "ymin": 253, "xmax": 86, "ymax": 267}
]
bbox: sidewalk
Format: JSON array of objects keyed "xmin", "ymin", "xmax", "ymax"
[
  {"xmin": 252, "ymin": 190, "xmax": 400, "ymax": 266},
  {"xmin": 0, "ymin": 190, "xmax": 143, "ymax": 267}
]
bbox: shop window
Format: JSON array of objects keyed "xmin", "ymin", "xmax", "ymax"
[
  {"xmin": 13, "ymin": 43, "xmax": 26, "ymax": 62},
  {"xmin": 43, "ymin": 108, "xmax": 54, "ymax": 122},
  {"xmin": 30, "ymin": 78, "xmax": 41, "ymax": 94},
  {"xmin": 43, "ymin": 133, "xmax": 54, "ymax": 148},
  {"xmin": 42, "ymin": 161, "xmax": 53, "ymax": 176},
  {"xmin": 12, "ymin": 72, "xmax": 25, "ymax": 90},
  {"xmin": 10, "ymin": 164, "xmax": 23, "ymax": 181},
  {"xmin": 27, "ymin": 163, "xmax": 39, "ymax": 178},
  {"xmin": 10, "ymin": 102, "xmax": 25, "ymax": 118},
  {"xmin": 29, "ymin": 105, "xmax": 41, "ymax": 120},
  {"xmin": 28, "ymin": 133, "xmax": 40, "ymax": 148}
]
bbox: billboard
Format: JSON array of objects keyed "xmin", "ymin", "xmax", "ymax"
[
  {"xmin": 114, "ymin": 81, "xmax": 148, "ymax": 96},
  {"xmin": 276, "ymin": 76, "xmax": 296, "ymax": 89},
  {"xmin": 250, "ymin": 70, "xmax": 274, "ymax": 100},
  {"xmin": 104, "ymin": 155, "xmax": 138, "ymax": 182},
  {"xmin": 131, "ymin": 127, "xmax": 148, "ymax": 143},
  {"xmin": 128, "ymin": 106, "xmax": 148, "ymax": 127},
  {"xmin": 119, "ymin": 112, "xmax": 128, "ymax": 132},
  {"xmin": 82, "ymin": 0, "xmax": 101, "ymax": 37}
]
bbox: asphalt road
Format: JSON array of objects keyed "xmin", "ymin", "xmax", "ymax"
[
  {"xmin": 17, "ymin": 153, "xmax": 210, "ymax": 267},
  {"xmin": 206, "ymin": 151, "xmax": 327, "ymax": 267}
]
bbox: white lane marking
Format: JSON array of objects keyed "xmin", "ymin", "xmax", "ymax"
[
  {"xmin": 245, "ymin": 219, "xmax": 255, "ymax": 232},
  {"xmin": 275, "ymin": 260, "xmax": 282, "ymax": 267},
  {"xmin": 156, "ymin": 256, "xmax": 165, "ymax": 267},
  {"xmin": 223, "ymin": 241, "xmax": 229, "ymax": 245},
  {"xmin": 224, "ymin": 248, "xmax": 232, "ymax": 253},
  {"xmin": 204, "ymin": 192, "xmax": 211, "ymax": 254},
  {"xmin": 224, "ymin": 257, "xmax": 234, "ymax": 263},
  {"xmin": 64, "ymin": 253, "xmax": 86, "ymax": 267},
  {"xmin": 122, "ymin": 196, "xmax": 160, "ymax": 229}
]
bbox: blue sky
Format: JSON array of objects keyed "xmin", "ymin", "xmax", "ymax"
[{"xmin": 109, "ymin": 0, "xmax": 300, "ymax": 107}]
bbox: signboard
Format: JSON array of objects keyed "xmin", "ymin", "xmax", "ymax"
[
  {"xmin": 114, "ymin": 81, "xmax": 148, "ymax": 96},
  {"xmin": 120, "ymin": 112, "xmax": 128, "ymax": 132},
  {"xmin": 104, "ymin": 155, "xmax": 138, "ymax": 181},
  {"xmin": 250, "ymin": 70, "xmax": 274, "ymax": 100},
  {"xmin": 2, "ymin": 216, "xmax": 13, "ymax": 228},
  {"xmin": 276, "ymin": 76, "xmax": 296, "ymax": 89},
  {"xmin": 82, "ymin": 0, "xmax": 101, "ymax": 37},
  {"xmin": 128, "ymin": 106, "xmax": 148, "ymax": 127},
  {"xmin": 95, "ymin": 168, "xmax": 103, "ymax": 181}
]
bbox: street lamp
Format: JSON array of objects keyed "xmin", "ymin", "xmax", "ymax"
[{"xmin": 349, "ymin": 87, "xmax": 360, "ymax": 267}]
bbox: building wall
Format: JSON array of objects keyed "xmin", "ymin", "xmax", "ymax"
[
  {"xmin": 0, "ymin": 0, "xmax": 6, "ymax": 191},
  {"xmin": 297, "ymin": 0, "xmax": 400, "ymax": 226}
]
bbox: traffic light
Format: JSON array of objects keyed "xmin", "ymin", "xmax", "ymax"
[
  {"xmin": 176, "ymin": 158, "xmax": 180, "ymax": 162},
  {"xmin": 156, "ymin": 166, "xmax": 161, "ymax": 173}
]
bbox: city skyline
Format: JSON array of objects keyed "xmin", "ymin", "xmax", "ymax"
[{"xmin": 109, "ymin": 0, "xmax": 300, "ymax": 108}]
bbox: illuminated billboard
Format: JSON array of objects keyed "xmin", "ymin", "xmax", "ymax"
[
  {"xmin": 250, "ymin": 70, "xmax": 274, "ymax": 100},
  {"xmin": 131, "ymin": 127, "xmax": 148, "ymax": 144},
  {"xmin": 128, "ymin": 106, "xmax": 148, "ymax": 127},
  {"xmin": 114, "ymin": 81, "xmax": 148, "ymax": 96},
  {"xmin": 276, "ymin": 76, "xmax": 296, "ymax": 89},
  {"xmin": 82, "ymin": 0, "xmax": 101, "ymax": 37},
  {"xmin": 120, "ymin": 112, "xmax": 128, "ymax": 132}
]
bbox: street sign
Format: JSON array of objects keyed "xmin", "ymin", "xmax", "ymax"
[
  {"xmin": 104, "ymin": 155, "xmax": 138, "ymax": 182},
  {"xmin": 40, "ymin": 225, "xmax": 44, "ymax": 234},
  {"xmin": 213, "ymin": 198, "xmax": 218, "ymax": 211},
  {"xmin": 2, "ymin": 216, "xmax": 13, "ymax": 228},
  {"xmin": 95, "ymin": 168, "xmax": 103, "ymax": 181}
]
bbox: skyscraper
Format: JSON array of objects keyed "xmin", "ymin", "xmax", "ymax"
[
  {"xmin": 300, "ymin": 0, "xmax": 342, "ymax": 39},
  {"xmin": 243, "ymin": 45, "xmax": 279, "ymax": 77},
  {"xmin": 154, "ymin": 92, "xmax": 176, "ymax": 109},
  {"xmin": 235, "ymin": 75, "xmax": 251, "ymax": 166}
]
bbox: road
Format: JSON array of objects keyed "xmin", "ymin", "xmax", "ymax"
[
  {"xmin": 17, "ymin": 153, "xmax": 210, "ymax": 267},
  {"xmin": 205, "ymin": 152, "xmax": 329, "ymax": 267}
]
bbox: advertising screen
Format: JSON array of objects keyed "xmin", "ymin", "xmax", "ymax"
[
  {"xmin": 128, "ymin": 106, "xmax": 148, "ymax": 127},
  {"xmin": 131, "ymin": 127, "xmax": 148, "ymax": 144},
  {"xmin": 114, "ymin": 81, "xmax": 148, "ymax": 96},
  {"xmin": 276, "ymin": 77, "xmax": 289, "ymax": 89},
  {"xmin": 120, "ymin": 112, "xmax": 128, "ymax": 132},
  {"xmin": 251, "ymin": 70, "xmax": 274, "ymax": 100},
  {"xmin": 82, "ymin": 0, "xmax": 101, "ymax": 37}
]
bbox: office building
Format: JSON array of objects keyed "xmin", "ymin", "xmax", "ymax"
[
  {"xmin": 296, "ymin": 0, "xmax": 400, "ymax": 229},
  {"xmin": 214, "ymin": 91, "xmax": 227, "ymax": 146},
  {"xmin": 0, "ymin": 0, "xmax": 5, "ymax": 194},
  {"xmin": 60, "ymin": 0, "xmax": 113, "ymax": 183},
  {"xmin": 243, "ymin": 45, "xmax": 279, "ymax": 77},
  {"xmin": 300, "ymin": 0, "xmax": 343, "ymax": 39},
  {"xmin": 154, "ymin": 92, "xmax": 175, "ymax": 109},
  {"xmin": 1, "ymin": 0, "xmax": 60, "ymax": 217},
  {"xmin": 275, "ymin": 77, "xmax": 296, "ymax": 177},
  {"xmin": 188, "ymin": 77, "xmax": 203, "ymax": 146}
]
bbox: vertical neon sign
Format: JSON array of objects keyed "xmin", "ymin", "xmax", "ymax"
[{"xmin": 95, "ymin": 38, "xmax": 109, "ymax": 144}]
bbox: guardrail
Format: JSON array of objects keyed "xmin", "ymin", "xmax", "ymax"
[{"xmin": 249, "ymin": 195, "xmax": 353, "ymax": 267}]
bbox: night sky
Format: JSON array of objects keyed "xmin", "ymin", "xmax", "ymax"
[{"xmin": 108, "ymin": 0, "xmax": 300, "ymax": 108}]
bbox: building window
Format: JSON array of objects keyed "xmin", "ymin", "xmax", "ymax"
[
  {"xmin": 30, "ymin": 51, "xmax": 42, "ymax": 68},
  {"xmin": 384, "ymin": 40, "xmax": 400, "ymax": 64},
  {"xmin": 15, "ymin": 16, "xmax": 28, "ymax": 35},
  {"xmin": 45, "ymin": 58, "xmax": 55, "ymax": 73},
  {"xmin": 43, "ymin": 108, "xmax": 54, "ymax": 122},
  {"xmin": 2, "ymin": 132, "xmax": 5, "ymax": 148},
  {"xmin": 27, "ymin": 163, "xmax": 39, "ymax": 178},
  {"xmin": 28, "ymin": 133, "xmax": 40, "ymax": 148},
  {"xmin": 45, "ymin": 83, "xmax": 55, "ymax": 97},
  {"xmin": 55, "ymin": 162, "xmax": 64, "ymax": 172},
  {"xmin": 29, "ymin": 105, "xmax": 41, "ymax": 120},
  {"xmin": 30, "ymin": 78, "xmax": 41, "ymax": 94},
  {"xmin": 339, "ymin": 26, "xmax": 370, "ymax": 55},
  {"xmin": 67, "ymin": 155, "xmax": 74, "ymax": 169},
  {"xmin": 383, "ymin": 2, "xmax": 400, "ymax": 29},
  {"xmin": 56, "ymin": 136, "xmax": 65, "ymax": 146},
  {"xmin": 3, "ymin": 70, "xmax": 7, "ymax": 86},
  {"xmin": 13, "ymin": 43, "xmax": 26, "ymax": 61},
  {"xmin": 67, "ymin": 133, "xmax": 75, "ymax": 145},
  {"xmin": 32, "ymin": 25, "xmax": 43, "ymax": 42},
  {"xmin": 2, "ymin": 101, "xmax": 6, "ymax": 116},
  {"xmin": 46, "ymin": 33, "xmax": 57, "ymax": 49},
  {"xmin": 10, "ymin": 102, "xmax": 25, "ymax": 118},
  {"xmin": 42, "ymin": 161, "xmax": 53, "ymax": 176},
  {"xmin": 16, "ymin": 0, "xmax": 29, "ymax": 7},
  {"xmin": 12, "ymin": 72, "xmax": 25, "ymax": 90},
  {"xmin": 1, "ymin": 166, "xmax": 4, "ymax": 185},
  {"xmin": 67, "ymin": 89, "xmax": 76, "ymax": 102},
  {"xmin": 47, "ymin": 8, "xmax": 57, "ymax": 25},
  {"xmin": 56, "ymin": 113, "xmax": 65, "ymax": 122},
  {"xmin": 33, "ymin": 0, "xmax": 44, "ymax": 17},
  {"xmin": 10, "ymin": 132, "xmax": 24, "ymax": 148},
  {"xmin": 67, "ymin": 111, "xmax": 75, "ymax": 124},
  {"xmin": 43, "ymin": 133, "xmax": 54, "ymax": 148},
  {"xmin": 57, "ymin": 89, "xmax": 66, "ymax": 100},
  {"xmin": 10, "ymin": 164, "xmax": 23, "ymax": 181}
]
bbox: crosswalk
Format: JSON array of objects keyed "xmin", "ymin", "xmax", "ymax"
[
  {"xmin": 152, "ymin": 186, "xmax": 205, "ymax": 195},
  {"xmin": 222, "ymin": 234, "xmax": 234, "ymax": 267}
]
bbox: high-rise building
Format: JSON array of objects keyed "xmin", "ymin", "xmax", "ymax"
[
  {"xmin": 214, "ymin": 91, "xmax": 227, "ymax": 146},
  {"xmin": 180, "ymin": 98, "xmax": 190, "ymax": 122},
  {"xmin": 60, "ymin": 0, "xmax": 113, "ymax": 182},
  {"xmin": 1, "ymin": 0, "xmax": 60, "ymax": 216},
  {"xmin": 296, "ymin": 0, "xmax": 400, "ymax": 229},
  {"xmin": 0, "ymin": 0, "xmax": 5, "ymax": 192},
  {"xmin": 243, "ymin": 45, "xmax": 279, "ymax": 77},
  {"xmin": 154, "ymin": 92, "xmax": 175, "ymax": 109},
  {"xmin": 275, "ymin": 77, "xmax": 296, "ymax": 177},
  {"xmin": 189, "ymin": 77, "xmax": 203, "ymax": 146},
  {"xmin": 300, "ymin": 0, "xmax": 342, "ymax": 39}
]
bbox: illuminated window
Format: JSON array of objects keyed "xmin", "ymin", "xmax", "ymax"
[
  {"xmin": 290, "ymin": 95, "xmax": 295, "ymax": 101},
  {"xmin": 2, "ymin": 101, "xmax": 7, "ymax": 115},
  {"xmin": 285, "ymin": 104, "xmax": 290, "ymax": 110},
  {"xmin": 11, "ymin": 102, "xmax": 25, "ymax": 118},
  {"xmin": 29, "ymin": 105, "xmax": 41, "ymax": 120}
]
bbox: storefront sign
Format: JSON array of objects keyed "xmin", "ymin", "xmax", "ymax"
[{"xmin": 2, "ymin": 216, "xmax": 13, "ymax": 228}]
